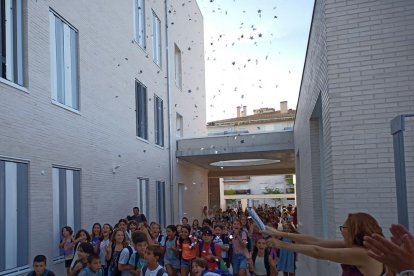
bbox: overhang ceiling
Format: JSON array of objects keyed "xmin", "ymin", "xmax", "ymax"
[{"xmin": 176, "ymin": 131, "xmax": 295, "ymax": 177}]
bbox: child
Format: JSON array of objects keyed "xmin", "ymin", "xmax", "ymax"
[
  {"xmin": 141, "ymin": 245, "xmax": 167, "ymax": 276},
  {"xmin": 213, "ymin": 225, "xmax": 230, "ymax": 269},
  {"xmin": 59, "ymin": 226, "xmax": 75, "ymax": 275},
  {"xmin": 69, "ymin": 229, "xmax": 92, "ymax": 270},
  {"xmin": 127, "ymin": 220, "xmax": 139, "ymax": 242},
  {"xmin": 231, "ymin": 219, "xmax": 249, "ymax": 276},
  {"xmin": 199, "ymin": 227, "xmax": 221, "ymax": 271},
  {"xmin": 248, "ymin": 238, "xmax": 278, "ymax": 276},
  {"xmin": 91, "ymin": 223, "xmax": 102, "ymax": 255},
  {"xmin": 99, "ymin": 223, "xmax": 113, "ymax": 275},
  {"xmin": 106, "ymin": 228, "xmax": 127, "ymax": 276},
  {"xmin": 27, "ymin": 255, "xmax": 56, "ymax": 276},
  {"xmin": 191, "ymin": 258, "xmax": 220, "ymax": 276},
  {"xmin": 128, "ymin": 231, "xmax": 149, "ymax": 276},
  {"xmin": 70, "ymin": 242, "xmax": 95, "ymax": 276},
  {"xmin": 150, "ymin": 222, "xmax": 166, "ymax": 266},
  {"xmin": 277, "ymin": 223, "xmax": 297, "ymax": 276},
  {"xmin": 164, "ymin": 225, "xmax": 180, "ymax": 276},
  {"xmin": 79, "ymin": 254, "xmax": 103, "ymax": 276},
  {"xmin": 178, "ymin": 225, "xmax": 198, "ymax": 276}
]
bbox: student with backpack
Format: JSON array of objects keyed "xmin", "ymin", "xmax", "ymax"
[
  {"xmin": 117, "ymin": 230, "xmax": 136, "ymax": 276},
  {"xmin": 128, "ymin": 231, "xmax": 149, "ymax": 276},
  {"xmin": 199, "ymin": 227, "xmax": 222, "ymax": 271},
  {"xmin": 106, "ymin": 228, "xmax": 128, "ymax": 276},
  {"xmin": 230, "ymin": 220, "xmax": 249, "ymax": 276},
  {"xmin": 150, "ymin": 222, "xmax": 166, "ymax": 266},
  {"xmin": 163, "ymin": 225, "xmax": 180, "ymax": 276},
  {"xmin": 248, "ymin": 238, "xmax": 278, "ymax": 276},
  {"xmin": 178, "ymin": 225, "xmax": 198, "ymax": 276},
  {"xmin": 141, "ymin": 245, "xmax": 168, "ymax": 276}
]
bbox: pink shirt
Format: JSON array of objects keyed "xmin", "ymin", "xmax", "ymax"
[{"xmin": 231, "ymin": 231, "xmax": 249, "ymax": 257}]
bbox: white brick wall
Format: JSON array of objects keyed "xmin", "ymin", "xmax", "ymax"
[
  {"xmin": 0, "ymin": 0, "xmax": 207, "ymax": 273},
  {"xmin": 294, "ymin": 0, "xmax": 414, "ymax": 274}
]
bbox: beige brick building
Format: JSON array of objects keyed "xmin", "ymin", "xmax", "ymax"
[
  {"xmin": 294, "ymin": 0, "xmax": 414, "ymax": 274},
  {"xmin": 0, "ymin": 0, "xmax": 207, "ymax": 274}
]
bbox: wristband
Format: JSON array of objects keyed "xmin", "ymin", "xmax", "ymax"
[{"xmin": 399, "ymin": 270, "xmax": 414, "ymax": 276}]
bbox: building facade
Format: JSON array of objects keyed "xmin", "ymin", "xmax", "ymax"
[
  {"xmin": 294, "ymin": 0, "xmax": 414, "ymax": 274},
  {"xmin": 207, "ymin": 102, "xmax": 296, "ymax": 210},
  {"xmin": 0, "ymin": 0, "xmax": 207, "ymax": 274}
]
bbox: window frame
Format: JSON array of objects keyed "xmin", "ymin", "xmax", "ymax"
[
  {"xmin": 0, "ymin": 158, "xmax": 29, "ymax": 274},
  {"xmin": 176, "ymin": 113, "xmax": 183, "ymax": 138},
  {"xmin": 52, "ymin": 166, "xmax": 81, "ymax": 261},
  {"xmin": 154, "ymin": 95, "xmax": 164, "ymax": 147},
  {"xmin": 135, "ymin": 80, "xmax": 148, "ymax": 140},
  {"xmin": 133, "ymin": 0, "xmax": 146, "ymax": 49},
  {"xmin": 156, "ymin": 180, "xmax": 166, "ymax": 228},
  {"xmin": 138, "ymin": 178, "xmax": 150, "ymax": 220},
  {"xmin": 0, "ymin": 0, "xmax": 24, "ymax": 87},
  {"xmin": 174, "ymin": 44, "xmax": 182, "ymax": 89},
  {"xmin": 49, "ymin": 9, "xmax": 79, "ymax": 111},
  {"xmin": 152, "ymin": 11, "xmax": 161, "ymax": 67}
]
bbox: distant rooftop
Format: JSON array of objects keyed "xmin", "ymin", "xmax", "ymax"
[{"xmin": 207, "ymin": 101, "xmax": 296, "ymax": 127}]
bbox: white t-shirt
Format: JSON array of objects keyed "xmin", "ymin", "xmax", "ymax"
[
  {"xmin": 118, "ymin": 245, "xmax": 136, "ymax": 276},
  {"xmin": 99, "ymin": 239, "xmax": 110, "ymax": 267},
  {"xmin": 143, "ymin": 265, "xmax": 168, "ymax": 276}
]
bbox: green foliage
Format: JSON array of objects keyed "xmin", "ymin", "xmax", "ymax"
[
  {"xmin": 224, "ymin": 189, "xmax": 236, "ymax": 195},
  {"xmin": 285, "ymin": 175, "xmax": 294, "ymax": 186},
  {"xmin": 262, "ymin": 187, "xmax": 282, "ymax": 194}
]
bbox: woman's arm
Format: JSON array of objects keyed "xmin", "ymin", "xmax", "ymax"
[
  {"xmin": 263, "ymin": 226, "xmax": 345, "ymax": 248},
  {"xmin": 268, "ymin": 238, "xmax": 368, "ymax": 266}
]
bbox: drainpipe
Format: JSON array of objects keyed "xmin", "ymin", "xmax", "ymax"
[{"xmin": 164, "ymin": 0, "xmax": 175, "ymax": 224}]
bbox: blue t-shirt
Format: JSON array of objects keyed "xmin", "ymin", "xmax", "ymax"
[{"xmin": 128, "ymin": 252, "xmax": 147, "ymax": 270}]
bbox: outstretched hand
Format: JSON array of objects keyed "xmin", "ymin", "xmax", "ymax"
[
  {"xmin": 390, "ymin": 224, "xmax": 414, "ymax": 246},
  {"xmin": 261, "ymin": 226, "xmax": 283, "ymax": 238},
  {"xmin": 266, "ymin": 238, "xmax": 283, "ymax": 249},
  {"xmin": 363, "ymin": 229, "xmax": 414, "ymax": 273}
]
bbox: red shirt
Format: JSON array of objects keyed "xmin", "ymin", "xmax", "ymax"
[{"xmin": 200, "ymin": 242, "xmax": 221, "ymax": 271}]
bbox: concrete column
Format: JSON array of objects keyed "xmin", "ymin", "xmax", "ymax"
[
  {"xmin": 219, "ymin": 178, "xmax": 226, "ymax": 210},
  {"xmin": 241, "ymin": 198, "xmax": 248, "ymax": 210}
]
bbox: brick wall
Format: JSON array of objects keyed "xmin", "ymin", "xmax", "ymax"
[
  {"xmin": 295, "ymin": 0, "xmax": 414, "ymax": 274},
  {"xmin": 0, "ymin": 0, "xmax": 207, "ymax": 273}
]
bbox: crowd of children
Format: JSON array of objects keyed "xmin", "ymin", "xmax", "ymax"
[{"xmin": 28, "ymin": 205, "xmax": 298, "ymax": 276}]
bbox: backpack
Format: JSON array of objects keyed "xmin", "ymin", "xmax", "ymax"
[
  {"xmin": 111, "ymin": 245, "xmax": 133, "ymax": 276},
  {"xmin": 199, "ymin": 241, "xmax": 227, "ymax": 271},
  {"xmin": 141, "ymin": 266, "xmax": 165, "ymax": 276},
  {"xmin": 198, "ymin": 241, "xmax": 217, "ymax": 257}
]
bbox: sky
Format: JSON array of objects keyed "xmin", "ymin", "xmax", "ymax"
[{"xmin": 195, "ymin": 0, "xmax": 314, "ymax": 122}]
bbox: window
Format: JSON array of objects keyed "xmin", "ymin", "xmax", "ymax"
[
  {"xmin": 1, "ymin": 0, "xmax": 24, "ymax": 86},
  {"xmin": 176, "ymin": 113, "xmax": 183, "ymax": 138},
  {"xmin": 152, "ymin": 11, "xmax": 161, "ymax": 66},
  {"xmin": 49, "ymin": 10, "xmax": 79, "ymax": 110},
  {"xmin": 0, "ymin": 159, "xmax": 28, "ymax": 273},
  {"xmin": 133, "ymin": 0, "xmax": 145, "ymax": 48},
  {"xmin": 154, "ymin": 95, "xmax": 164, "ymax": 146},
  {"xmin": 174, "ymin": 44, "xmax": 182, "ymax": 89},
  {"xmin": 52, "ymin": 167, "xmax": 81, "ymax": 260},
  {"xmin": 178, "ymin": 183, "xmax": 184, "ymax": 221},
  {"xmin": 156, "ymin": 181, "xmax": 166, "ymax": 228},
  {"xmin": 136, "ymin": 80, "xmax": 148, "ymax": 140},
  {"xmin": 137, "ymin": 178, "xmax": 149, "ymax": 220}
]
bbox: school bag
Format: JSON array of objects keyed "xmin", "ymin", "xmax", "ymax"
[
  {"xmin": 110, "ymin": 245, "xmax": 133, "ymax": 276},
  {"xmin": 141, "ymin": 265, "xmax": 166, "ymax": 276},
  {"xmin": 198, "ymin": 241, "xmax": 228, "ymax": 272}
]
